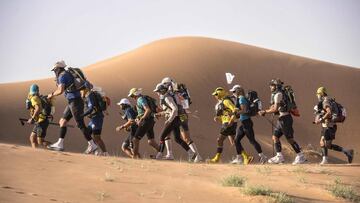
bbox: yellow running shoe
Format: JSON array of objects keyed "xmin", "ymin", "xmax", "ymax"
[
  {"xmin": 243, "ymin": 155, "xmax": 254, "ymax": 165},
  {"xmin": 241, "ymin": 150, "xmax": 253, "ymax": 165},
  {"xmin": 210, "ymin": 153, "xmax": 221, "ymax": 163}
]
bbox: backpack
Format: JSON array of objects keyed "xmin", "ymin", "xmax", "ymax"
[
  {"xmin": 143, "ymin": 95, "xmax": 158, "ymax": 113},
  {"xmin": 245, "ymin": 90, "xmax": 262, "ymax": 117},
  {"xmin": 279, "ymin": 85, "xmax": 300, "ymax": 117},
  {"xmin": 329, "ymin": 99, "xmax": 346, "ymax": 123},
  {"xmin": 160, "ymin": 94, "xmax": 186, "ymax": 115},
  {"xmin": 65, "ymin": 67, "xmax": 89, "ymax": 93},
  {"xmin": 40, "ymin": 95, "xmax": 54, "ymax": 117},
  {"xmin": 215, "ymin": 96, "xmax": 235, "ymax": 117},
  {"xmin": 175, "ymin": 83, "xmax": 192, "ymax": 109},
  {"xmin": 92, "ymin": 91, "xmax": 110, "ymax": 112}
]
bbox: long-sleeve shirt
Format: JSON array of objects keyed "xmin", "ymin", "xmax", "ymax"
[{"xmin": 161, "ymin": 94, "xmax": 178, "ymax": 123}]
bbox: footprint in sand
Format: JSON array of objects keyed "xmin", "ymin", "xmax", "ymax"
[
  {"xmin": 15, "ymin": 191, "xmax": 25, "ymax": 194},
  {"xmin": 49, "ymin": 198, "xmax": 58, "ymax": 201},
  {"xmin": 2, "ymin": 186, "xmax": 14, "ymax": 190}
]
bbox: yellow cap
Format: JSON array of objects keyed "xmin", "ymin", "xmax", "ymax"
[
  {"xmin": 212, "ymin": 87, "xmax": 226, "ymax": 99},
  {"xmin": 128, "ymin": 88, "xmax": 142, "ymax": 97},
  {"xmin": 316, "ymin": 87, "xmax": 327, "ymax": 96}
]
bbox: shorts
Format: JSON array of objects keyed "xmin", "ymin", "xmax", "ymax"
[
  {"xmin": 63, "ymin": 97, "xmax": 86, "ymax": 128},
  {"xmin": 122, "ymin": 125, "xmax": 137, "ymax": 149},
  {"xmin": 32, "ymin": 119, "xmax": 49, "ymax": 138},
  {"xmin": 274, "ymin": 114, "xmax": 294, "ymax": 139},
  {"xmin": 134, "ymin": 117, "xmax": 155, "ymax": 140},
  {"xmin": 88, "ymin": 115, "xmax": 104, "ymax": 132},
  {"xmin": 321, "ymin": 126, "xmax": 337, "ymax": 141},
  {"xmin": 220, "ymin": 122, "xmax": 237, "ymax": 136}
]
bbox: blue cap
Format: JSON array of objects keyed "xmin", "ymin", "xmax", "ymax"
[{"xmin": 29, "ymin": 84, "xmax": 39, "ymax": 95}]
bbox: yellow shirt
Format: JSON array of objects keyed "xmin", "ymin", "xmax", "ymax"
[
  {"xmin": 219, "ymin": 98, "xmax": 237, "ymax": 124},
  {"xmin": 28, "ymin": 94, "xmax": 47, "ymax": 123}
]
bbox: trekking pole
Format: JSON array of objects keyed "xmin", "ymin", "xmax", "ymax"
[
  {"xmin": 19, "ymin": 118, "xmax": 75, "ymax": 128},
  {"xmin": 262, "ymin": 116, "xmax": 275, "ymax": 156},
  {"xmin": 271, "ymin": 114, "xmax": 274, "ymax": 156}
]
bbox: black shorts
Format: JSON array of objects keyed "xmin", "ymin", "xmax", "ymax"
[
  {"xmin": 134, "ymin": 117, "xmax": 155, "ymax": 140},
  {"xmin": 179, "ymin": 114, "xmax": 189, "ymax": 132},
  {"xmin": 122, "ymin": 125, "xmax": 138, "ymax": 149},
  {"xmin": 220, "ymin": 122, "xmax": 237, "ymax": 136},
  {"xmin": 32, "ymin": 119, "xmax": 49, "ymax": 138},
  {"xmin": 321, "ymin": 126, "xmax": 337, "ymax": 141},
  {"xmin": 63, "ymin": 97, "xmax": 85, "ymax": 128},
  {"xmin": 274, "ymin": 114, "xmax": 294, "ymax": 139}
]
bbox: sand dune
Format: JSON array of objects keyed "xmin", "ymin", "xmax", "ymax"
[{"xmin": 0, "ymin": 37, "xmax": 359, "ymax": 163}]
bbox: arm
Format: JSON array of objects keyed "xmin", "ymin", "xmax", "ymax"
[
  {"xmin": 28, "ymin": 104, "xmax": 41, "ymax": 123},
  {"xmin": 165, "ymin": 97, "xmax": 178, "ymax": 124},
  {"xmin": 140, "ymin": 105, "xmax": 151, "ymax": 121},
  {"xmin": 48, "ymin": 84, "xmax": 65, "ymax": 99},
  {"xmin": 315, "ymin": 106, "xmax": 332, "ymax": 124}
]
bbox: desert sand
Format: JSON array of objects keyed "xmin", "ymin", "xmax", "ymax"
[{"xmin": 1, "ymin": 143, "xmax": 359, "ymax": 203}]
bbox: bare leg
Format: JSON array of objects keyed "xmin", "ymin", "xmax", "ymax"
[
  {"xmin": 30, "ymin": 132, "xmax": 37, "ymax": 148},
  {"xmin": 93, "ymin": 134, "xmax": 107, "ymax": 153}
]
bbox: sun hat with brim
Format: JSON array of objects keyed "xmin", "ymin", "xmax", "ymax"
[
  {"xmin": 128, "ymin": 88, "xmax": 142, "ymax": 97},
  {"xmin": 51, "ymin": 60, "xmax": 66, "ymax": 71},
  {"xmin": 229, "ymin": 84, "xmax": 242, "ymax": 92}
]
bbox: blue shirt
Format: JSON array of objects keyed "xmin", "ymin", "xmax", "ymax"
[
  {"xmin": 58, "ymin": 71, "xmax": 81, "ymax": 100},
  {"xmin": 239, "ymin": 96, "xmax": 250, "ymax": 121},
  {"xmin": 123, "ymin": 106, "xmax": 138, "ymax": 133},
  {"xmin": 124, "ymin": 107, "xmax": 137, "ymax": 121}
]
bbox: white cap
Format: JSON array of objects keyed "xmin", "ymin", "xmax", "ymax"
[
  {"xmin": 117, "ymin": 98, "xmax": 131, "ymax": 106},
  {"xmin": 52, "ymin": 60, "xmax": 66, "ymax": 71},
  {"xmin": 229, "ymin": 84, "xmax": 242, "ymax": 92},
  {"xmin": 153, "ymin": 83, "xmax": 167, "ymax": 92},
  {"xmin": 161, "ymin": 77, "xmax": 173, "ymax": 84}
]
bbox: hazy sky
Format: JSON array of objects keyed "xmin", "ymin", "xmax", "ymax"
[{"xmin": 0, "ymin": 0, "xmax": 359, "ymax": 83}]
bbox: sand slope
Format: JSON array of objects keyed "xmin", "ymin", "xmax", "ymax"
[
  {"xmin": 0, "ymin": 37, "xmax": 359, "ymax": 163},
  {"xmin": 0, "ymin": 143, "xmax": 359, "ymax": 203}
]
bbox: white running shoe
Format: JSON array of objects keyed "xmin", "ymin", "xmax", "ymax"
[
  {"xmin": 163, "ymin": 154, "xmax": 174, "ymax": 160},
  {"xmin": 320, "ymin": 156, "xmax": 328, "ymax": 165},
  {"xmin": 259, "ymin": 154, "xmax": 268, "ymax": 164},
  {"xmin": 292, "ymin": 153, "xmax": 307, "ymax": 165},
  {"xmin": 155, "ymin": 152, "xmax": 163, "ymax": 160},
  {"xmin": 231, "ymin": 157, "xmax": 243, "ymax": 164},
  {"xmin": 268, "ymin": 154, "xmax": 285, "ymax": 164},
  {"xmin": 47, "ymin": 141, "xmax": 64, "ymax": 151},
  {"xmin": 194, "ymin": 154, "xmax": 203, "ymax": 163},
  {"xmin": 84, "ymin": 144, "xmax": 98, "ymax": 154},
  {"xmin": 187, "ymin": 150, "xmax": 196, "ymax": 162}
]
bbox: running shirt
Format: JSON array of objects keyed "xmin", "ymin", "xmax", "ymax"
[
  {"xmin": 123, "ymin": 106, "xmax": 138, "ymax": 133},
  {"xmin": 219, "ymin": 98, "xmax": 237, "ymax": 124},
  {"xmin": 273, "ymin": 92, "xmax": 289, "ymax": 117},
  {"xmin": 28, "ymin": 94, "xmax": 46, "ymax": 123},
  {"xmin": 57, "ymin": 71, "xmax": 81, "ymax": 101},
  {"xmin": 136, "ymin": 96, "xmax": 150, "ymax": 118},
  {"xmin": 238, "ymin": 95, "xmax": 250, "ymax": 121}
]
